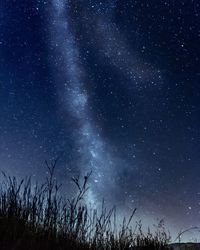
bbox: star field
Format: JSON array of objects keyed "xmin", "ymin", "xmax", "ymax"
[{"xmin": 0, "ymin": 0, "xmax": 200, "ymax": 241}]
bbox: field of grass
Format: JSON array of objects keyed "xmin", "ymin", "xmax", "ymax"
[{"xmin": 0, "ymin": 160, "xmax": 173, "ymax": 250}]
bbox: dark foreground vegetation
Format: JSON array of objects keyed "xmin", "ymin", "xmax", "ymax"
[{"xmin": 0, "ymin": 160, "xmax": 173, "ymax": 250}]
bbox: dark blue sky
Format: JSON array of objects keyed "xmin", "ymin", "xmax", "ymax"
[{"xmin": 1, "ymin": 0, "xmax": 200, "ymax": 240}]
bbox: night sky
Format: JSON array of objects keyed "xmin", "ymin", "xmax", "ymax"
[{"xmin": 1, "ymin": 0, "xmax": 200, "ymax": 240}]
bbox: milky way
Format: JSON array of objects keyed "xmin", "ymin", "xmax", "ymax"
[{"xmin": 48, "ymin": 0, "xmax": 165, "ymax": 212}]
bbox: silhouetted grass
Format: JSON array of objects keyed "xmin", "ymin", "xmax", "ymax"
[{"xmin": 0, "ymin": 160, "xmax": 172, "ymax": 249}]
